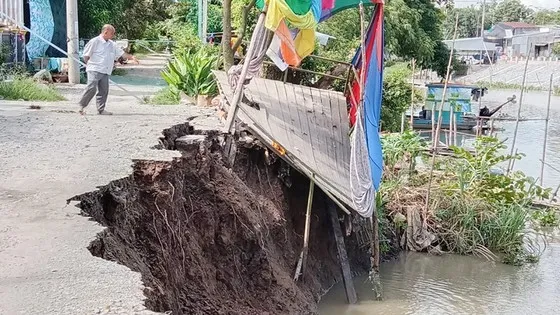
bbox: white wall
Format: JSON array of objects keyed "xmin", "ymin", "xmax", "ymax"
[{"xmin": 0, "ymin": 0, "xmax": 24, "ymax": 27}]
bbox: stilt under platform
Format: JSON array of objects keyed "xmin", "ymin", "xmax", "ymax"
[{"xmin": 327, "ymin": 199, "xmax": 357, "ymax": 304}]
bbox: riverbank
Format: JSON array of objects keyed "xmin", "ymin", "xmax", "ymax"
[{"xmin": 69, "ymin": 123, "xmax": 382, "ymax": 314}]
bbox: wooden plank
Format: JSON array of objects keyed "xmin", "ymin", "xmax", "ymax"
[
  {"xmin": 272, "ymin": 79, "xmax": 302, "ymax": 156},
  {"xmin": 283, "ymin": 82, "xmax": 317, "ymax": 167},
  {"xmin": 306, "ymin": 96, "xmax": 331, "ymax": 180},
  {"xmin": 327, "ymin": 199, "xmax": 357, "ymax": 304},
  {"xmin": 290, "ymin": 84, "xmax": 318, "ymax": 170},
  {"xmin": 276, "ymin": 81, "xmax": 311, "ymax": 158},
  {"xmin": 308, "ymin": 87, "xmax": 337, "ymax": 183},
  {"xmin": 319, "ymin": 89, "xmax": 343, "ymax": 178}
]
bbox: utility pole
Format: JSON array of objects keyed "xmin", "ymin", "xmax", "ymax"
[
  {"xmin": 198, "ymin": 0, "xmax": 208, "ymax": 43},
  {"xmin": 66, "ymin": 0, "xmax": 80, "ymax": 84},
  {"xmin": 480, "ymin": 0, "xmax": 486, "ymax": 38}
]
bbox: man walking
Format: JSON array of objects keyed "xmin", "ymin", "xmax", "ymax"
[{"xmin": 78, "ymin": 24, "xmax": 138, "ymax": 115}]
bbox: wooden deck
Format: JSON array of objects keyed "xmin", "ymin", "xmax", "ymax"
[{"xmin": 214, "ymin": 71, "xmax": 353, "ymax": 209}]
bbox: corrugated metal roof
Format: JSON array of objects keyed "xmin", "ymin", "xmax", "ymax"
[
  {"xmin": 498, "ymin": 22, "xmax": 538, "ymax": 29},
  {"xmin": 443, "ymin": 37, "xmax": 497, "ymax": 52}
]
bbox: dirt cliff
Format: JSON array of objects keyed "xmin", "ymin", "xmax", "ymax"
[{"xmin": 70, "ymin": 124, "xmax": 371, "ymax": 314}]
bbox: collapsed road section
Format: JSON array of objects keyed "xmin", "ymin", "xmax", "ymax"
[{"xmin": 69, "ymin": 123, "xmax": 373, "ymax": 315}]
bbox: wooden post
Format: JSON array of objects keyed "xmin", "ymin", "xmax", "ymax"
[
  {"xmin": 224, "ymin": 11, "xmax": 266, "ymax": 133},
  {"xmin": 540, "ymin": 73, "xmax": 553, "ymax": 187},
  {"xmin": 424, "ymin": 14, "xmax": 458, "ymax": 219},
  {"xmin": 327, "ymin": 199, "xmax": 357, "ymax": 304},
  {"xmin": 400, "ymin": 113, "xmax": 406, "ymax": 133},
  {"xmin": 507, "ymin": 44, "xmax": 531, "ymax": 174},
  {"xmin": 294, "ymin": 180, "xmax": 315, "ymax": 281}
]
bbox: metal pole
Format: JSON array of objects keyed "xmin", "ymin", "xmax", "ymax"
[
  {"xmin": 66, "ymin": 0, "xmax": 80, "ymax": 84},
  {"xmin": 540, "ymin": 73, "xmax": 553, "ymax": 187}
]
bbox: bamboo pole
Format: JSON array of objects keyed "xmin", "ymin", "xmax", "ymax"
[
  {"xmin": 454, "ymin": 111, "xmax": 458, "ymax": 146},
  {"xmin": 507, "ymin": 44, "xmax": 532, "ymax": 174},
  {"xmin": 424, "ymin": 15, "xmax": 459, "ymax": 221},
  {"xmin": 540, "ymin": 73, "xmax": 553, "ymax": 187},
  {"xmin": 224, "ymin": 10, "xmax": 266, "ymax": 133},
  {"xmin": 409, "ymin": 59, "xmax": 416, "ymax": 130},
  {"xmin": 401, "ymin": 113, "xmax": 406, "ymax": 133},
  {"xmin": 359, "ymin": 2, "xmax": 381, "ymax": 300},
  {"xmin": 293, "ymin": 180, "xmax": 315, "ymax": 281}
]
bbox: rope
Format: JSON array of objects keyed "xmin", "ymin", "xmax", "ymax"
[
  {"xmin": 0, "ymin": 11, "xmax": 145, "ymax": 103},
  {"xmin": 350, "ymin": 106, "xmax": 375, "ymax": 218}
]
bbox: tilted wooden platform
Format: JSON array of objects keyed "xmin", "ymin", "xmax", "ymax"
[{"xmin": 214, "ymin": 71, "xmax": 353, "ymax": 209}]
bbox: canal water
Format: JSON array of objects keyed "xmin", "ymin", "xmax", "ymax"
[{"xmin": 319, "ymin": 89, "xmax": 560, "ymax": 314}]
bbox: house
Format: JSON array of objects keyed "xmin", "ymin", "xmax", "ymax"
[{"xmin": 485, "ymin": 22, "xmax": 560, "ymax": 57}]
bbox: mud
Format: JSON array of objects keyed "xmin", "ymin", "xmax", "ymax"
[{"xmin": 70, "ymin": 124, "xmax": 373, "ymax": 315}]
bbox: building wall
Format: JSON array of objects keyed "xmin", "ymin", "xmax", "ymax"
[
  {"xmin": 511, "ymin": 33, "xmax": 556, "ymax": 57},
  {"xmin": 0, "ymin": 0, "xmax": 24, "ymax": 27}
]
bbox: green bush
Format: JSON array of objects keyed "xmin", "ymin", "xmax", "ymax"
[
  {"xmin": 161, "ymin": 49, "xmax": 219, "ymax": 97},
  {"xmin": 0, "ymin": 78, "xmax": 65, "ymax": 101}
]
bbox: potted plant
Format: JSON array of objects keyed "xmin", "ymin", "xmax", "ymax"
[{"xmin": 161, "ymin": 49, "xmax": 218, "ymax": 106}]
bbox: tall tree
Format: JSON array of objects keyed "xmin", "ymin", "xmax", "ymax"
[{"xmin": 492, "ymin": 0, "xmax": 532, "ymax": 23}]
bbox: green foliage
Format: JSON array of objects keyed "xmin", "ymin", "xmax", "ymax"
[
  {"xmin": 78, "ymin": 0, "xmax": 171, "ymax": 39},
  {"xmin": 492, "ymin": 0, "xmax": 532, "ymax": 23},
  {"xmin": 161, "ymin": 50, "xmax": 219, "ymax": 97},
  {"xmin": 147, "ymin": 87, "xmax": 181, "ymax": 105},
  {"xmin": 552, "ymin": 43, "xmax": 560, "ymax": 56},
  {"xmin": 380, "ymin": 134, "xmax": 551, "ymax": 264},
  {"xmin": 111, "ymin": 68, "xmax": 127, "ymax": 76},
  {"xmin": 381, "ymin": 63, "xmax": 424, "ymax": 132},
  {"xmin": 382, "ymin": 130, "xmax": 427, "ymax": 172},
  {"xmin": 448, "ymin": 137, "xmax": 551, "ymax": 205},
  {"xmin": 531, "ymin": 208, "xmax": 559, "ymax": 227},
  {"xmin": 0, "ymin": 78, "xmax": 65, "ymax": 101}
]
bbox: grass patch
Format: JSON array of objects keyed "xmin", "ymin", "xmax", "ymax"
[
  {"xmin": 0, "ymin": 77, "xmax": 65, "ymax": 101},
  {"xmin": 111, "ymin": 68, "xmax": 128, "ymax": 76},
  {"xmin": 477, "ymin": 81, "xmax": 544, "ymax": 92},
  {"xmin": 145, "ymin": 87, "xmax": 180, "ymax": 105}
]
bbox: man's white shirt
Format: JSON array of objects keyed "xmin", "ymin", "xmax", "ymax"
[{"xmin": 82, "ymin": 35, "xmax": 125, "ymax": 75}]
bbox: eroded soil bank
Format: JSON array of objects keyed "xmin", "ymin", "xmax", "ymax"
[{"xmin": 69, "ymin": 123, "xmax": 377, "ymax": 314}]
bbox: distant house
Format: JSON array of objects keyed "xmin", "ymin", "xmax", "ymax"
[
  {"xmin": 485, "ymin": 22, "xmax": 560, "ymax": 57},
  {"xmin": 443, "ymin": 37, "xmax": 497, "ymax": 56}
]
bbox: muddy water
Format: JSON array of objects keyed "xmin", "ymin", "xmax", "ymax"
[
  {"xmin": 483, "ymin": 89, "xmax": 560, "ymax": 188},
  {"xmin": 319, "ymin": 244, "xmax": 560, "ymax": 315},
  {"xmin": 320, "ymin": 90, "xmax": 560, "ymax": 314}
]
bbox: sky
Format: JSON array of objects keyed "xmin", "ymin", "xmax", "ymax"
[{"xmin": 455, "ymin": 0, "xmax": 560, "ymax": 10}]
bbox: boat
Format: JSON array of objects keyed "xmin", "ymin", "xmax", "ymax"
[{"xmin": 408, "ymin": 83, "xmax": 486, "ymax": 131}]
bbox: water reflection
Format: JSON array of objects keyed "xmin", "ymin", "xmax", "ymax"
[{"xmin": 319, "ymin": 248, "xmax": 560, "ymax": 315}]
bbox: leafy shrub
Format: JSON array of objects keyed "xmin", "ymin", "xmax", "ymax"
[
  {"xmin": 382, "ymin": 130, "xmax": 427, "ymax": 172},
  {"xmin": 448, "ymin": 137, "xmax": 551, "ymax": 205},
  {"xmin": 161, "ymin": 49, "xmax": 219, "ymax": 97}
]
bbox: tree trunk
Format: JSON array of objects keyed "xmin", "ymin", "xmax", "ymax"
[
  {"xmin": 222, "ymin": 0, "xmax": 234, "ymax": 71},
  {"xmin": 313, "ymin": 63, "xmax": 349, "ymax": 90}
]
